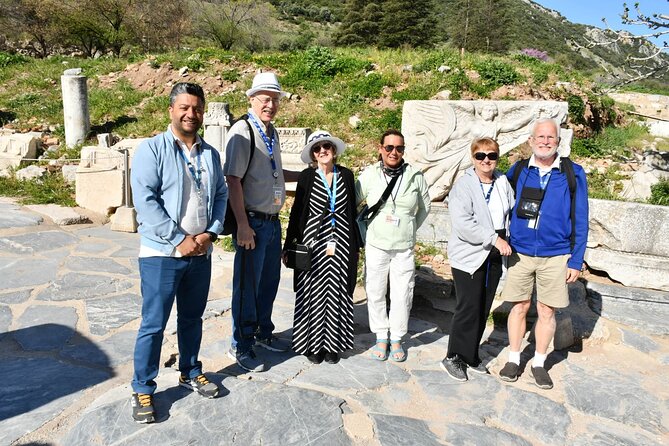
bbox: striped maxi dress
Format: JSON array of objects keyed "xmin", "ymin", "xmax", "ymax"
[{"xmin": 292, "ymin": 173, "xmax": 355, "ymax": 355}]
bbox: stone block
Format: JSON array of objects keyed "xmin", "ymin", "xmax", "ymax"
[
  {"xmin": 110, "ymin": 206, "xmax": 138, "ymax": 233},
  {"xmin": 277, "ymin": 127, "xmax": 312, "ymax": 191},
  {"xmin": 585, "ymin": 248, "xmax": 669, "ymax": 291},
  {"xmin": 15, "ymin": 165, "xmax": 45, "ymax": 180},
  {"xmin": 61, "ymin": 164, "xmax": 78, "ymax": 183},
  {"xmin": 0, "ymin": 133, "xmax": 40, "ymax": 170},
  {"xmin": 75, "ymin": 169, "xmax": 124, "ymax": 216},
  {"xmin": 416, "ymin": 201, "xmax": 450, "ymax": 249},
  {"xmin": 25, "ymin": 204, "xmax": 90, "ymax": 225}
]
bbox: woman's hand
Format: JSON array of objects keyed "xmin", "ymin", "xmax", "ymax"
[{"xmin": 495, "ymin": 237, "xmax": 512, "ymax": 256}]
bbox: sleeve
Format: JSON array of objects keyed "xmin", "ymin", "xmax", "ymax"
[
  {"xmin": 130, "ymin": 140, "xmax": 185, "ymax": 247},
  {"xmin": 284, "ymin": 169, "xmax": 310, "ymax": 250},
  {"xmin": 355, "ymin": 167, "xmax": 369, "ymax": 207},
  {"xmin": 206, "ymin": 148, "xmax": 229, "ymax": 235},
  {"xmin": 414, "ymin": 172, "xmax": 431, "ymax": 229},
  {"xmin": 223, "ymin": 120, "xmax": 252, "ymax": 178},
  {"xmin": 569, "ymin": 165, "xmax": 589, "ymax": 270},
  {"xmin": 449, "ymin": 180, "xmax": 496, "ymax": 249}
]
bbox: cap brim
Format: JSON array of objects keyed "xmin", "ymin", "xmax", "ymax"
[
  {"xmin": 246, "ymin": 87, "xmax": 287, "ymax": 98},
  {"xmin": 300, "ymin": 137, "xmax": 346, "ymax": 164}
]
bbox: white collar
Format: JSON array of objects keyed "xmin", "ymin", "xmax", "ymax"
[{"xmin": 528, "ymin": 154, "xmax": 560, "ymax": 170}]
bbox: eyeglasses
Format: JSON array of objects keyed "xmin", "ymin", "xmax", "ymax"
[
  {"xmin": 382, "ymin": 145, "xmax": 405, "ymax": 154},
  {"xmin": 533, "ymin": 135, "xmax": 557, "ymax": 142},
  {"xmin": 253, "ymin": 96, "xmax": 281, "ymax": 105},
  {"xmin": 474, "ymin": 152, "xmax": 499, "ymax": 161},
  {"xmin": 311, "ymin": 142, "xmax": 335, "ymax": 153}
]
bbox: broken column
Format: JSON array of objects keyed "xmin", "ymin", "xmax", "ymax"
[{"xmin": 61, "ymin": 68, "xmax": 90, "ymax": 148}]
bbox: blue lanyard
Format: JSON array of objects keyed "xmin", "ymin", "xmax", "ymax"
[
  {"xmin": 177, "ymin": 145, "xmax": 202, "ymax": 191},
  {"xmin": 248, "ymin": 113, "xmax": 278, "ymax": 176},
  {"xmin": 479, "ymin": 179, "xmax": 496, "ymax": 204},
  {"xmin": 317, "ymin": 167, "xmax": 338, "ymax": 229},
  {"xmin": 539, "ymin": 171, "xmax": 551, "ymax": 190}
]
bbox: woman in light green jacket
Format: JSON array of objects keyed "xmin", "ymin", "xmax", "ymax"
[{"xmin": 355, "ymin": 129, "xmax": 431, "ymax": 362}]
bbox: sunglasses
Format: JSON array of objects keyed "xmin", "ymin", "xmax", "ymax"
[
  {"xmin": 474, "ymin": 152, "xmax": 499, "ymax": 161},
  {"xmin": 382, "ymin": 145, "xmax": 405, "ymax": 154},
  {"xmin": 311, "ymin": 142, "xmax": 335, "ymax": 153}
]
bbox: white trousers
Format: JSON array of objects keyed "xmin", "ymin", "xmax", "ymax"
[{"xmin": 364, "ymin": 244, "xmax": 415, "ymax": 340}]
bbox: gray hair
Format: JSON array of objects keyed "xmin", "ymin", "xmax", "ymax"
[
  {"xmin": 169, "ymin": 82, "xmax": 205, "ymax": 106},
  {"xmin": 531, "ymin": 118, "xmax": 559, "ymax": 136}
]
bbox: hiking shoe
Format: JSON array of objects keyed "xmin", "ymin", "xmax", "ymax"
[
  {"xmin": 530, "ymin": 366, "xmax": 554, "ymax": 390},
  {"xmin": 499, "ymin": 362, "xmax": 520, "ymax": 382},
  {"xmin": 468, "ymin": 361, "xmax": 490, "ymax": 375},
  {"xmin": 235, "ymin": 349, "xmax": 265, "ymax": 372},
  {"xmin": 440, "ymin": 356, "xmax": 468, "ymax": 382},
  {"xmin": 179, "ymin": 374, "xmax": 219, "ymax": 398},
  {"xmin": 255, "ymin": 335, "xmax": 290, "ymax": 352},
  {"xmin": 131, "ymin": 393, "xmax": 155, "ymax": 424}
]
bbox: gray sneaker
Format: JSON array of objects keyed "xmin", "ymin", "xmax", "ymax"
[
  {"xmin": 530, "ymin": 366, "xmax": 554, "ymax": 389},
  {"xmin": 499, "ymin": 362, "xmax": 520, "ymax": 382},
  {"xmin": 255, "ymin": 335, "xmax": 290, "ymax": 352},
  {"xmin": 468, "ymin": 361, "xmax": 490, "ymax": 375},
  {"xmin": 179, "ymin": 373, "xmax": 219, "ymax": 398},
  {"xmin": 440, "ymin": 356, "xmax": 468, "ymax": 382},
  {"xmin": 235, "ymin": 349, "xmax": 265, "ymax": 372}
]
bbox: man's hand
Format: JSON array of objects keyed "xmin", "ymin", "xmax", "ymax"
[
  {"xmin": 494, "ymin": 237, "xmax": 512, "ymax": 256},
  {"xmin": 194, "ymin": 233, "xmax": 213, "ymax": 255},
  {"xmin": 236, "ymin": 223, "xmax": 256, "ymax": 250},
  {"xmin": 176, "ymin": 235, "xmax": 200, "ymax": 257},
  {"xmin": 566, "ymin": 267, "xmax": 580, "ymax": 283}
]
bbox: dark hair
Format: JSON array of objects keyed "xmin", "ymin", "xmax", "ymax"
[
  {"xmin": 169, "ymin": 82, "xmax": 205, "ymax": 106},
  {"xmin": 380, "ymin": 128, "xmax": 404, "ymax": 145}
]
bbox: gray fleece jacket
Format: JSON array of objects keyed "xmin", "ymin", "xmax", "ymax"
[{"xmin": 447, "ymin": 167, "xmax": 514, "ymax": 274}]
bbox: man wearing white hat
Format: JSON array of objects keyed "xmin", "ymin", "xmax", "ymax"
[{"xmin": 224, "ymin": 72, "xmax": 299, "ymax": 372}]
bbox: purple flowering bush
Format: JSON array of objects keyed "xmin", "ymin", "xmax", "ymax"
[{"xmin": 520, "ymin": 48, "xmax": 549, "ymax": 61}]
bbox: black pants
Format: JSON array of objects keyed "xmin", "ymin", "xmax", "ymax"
[{"xmin": 447, "ymin": 243, "xmax": 503, "ymax": 366}]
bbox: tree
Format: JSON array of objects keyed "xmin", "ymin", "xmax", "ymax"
[
  {"xmin": 0, "ymin": 0, "xmax": 60, "ymax": 57},
  {"xmin": 445, "ymin": 0, "xmax": 511, "ymax": 54},
  {"xmin": 377, "ymin": 0, "xmax": 436, "ymax": 48},
  {"xmin": 578, "ymin": 2, "xmax": 669, "ymax": 88},
  {"xmin": 195, "ymin": 0, "xmax": 271, "ymax": 50},
  {"xmin": 334, "ymin": 0, "xmax": 383, "ymax": 46}
]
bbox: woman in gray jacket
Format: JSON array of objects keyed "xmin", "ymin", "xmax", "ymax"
[{"xmin": 441, "ymin": 137, "xmax": 513, "ymax": 382}]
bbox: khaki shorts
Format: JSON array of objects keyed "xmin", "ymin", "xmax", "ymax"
[{"xmin": 501, "ymin": 253, "xmax": 570, "ymax": 308}]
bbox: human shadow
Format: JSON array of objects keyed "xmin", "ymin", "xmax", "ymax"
[
  {"xmin": 216, "ymin": 328, "xmax": 298, "ymax": 375},
  {"xmin": 150, "ymin": 374, "xmax": 230, "ymax": 423},
  {"xmin": 0, "ymin": 324, "xmax": 113, "ymax": 423},
  {"xmin": 90, "ymin": 115, "xmax": 137, "ymax": 135}
]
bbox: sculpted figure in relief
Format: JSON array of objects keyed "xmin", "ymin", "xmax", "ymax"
[{"xmin": 403, "ymin": 100, "xmax": 566, "ymax": 201}]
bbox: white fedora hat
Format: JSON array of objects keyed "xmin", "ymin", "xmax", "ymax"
[
  {"xmin": 300, "ymin": 130, "xmax": 346, "ymax": 164},
  {"xmin": 246, "ymin": 72, "xmax": 286, "ymax": 97}
]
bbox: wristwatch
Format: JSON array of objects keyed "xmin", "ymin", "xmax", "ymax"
[{"xmin": 206, "ymin": 231, "xmax": 218, "ymax": 242}]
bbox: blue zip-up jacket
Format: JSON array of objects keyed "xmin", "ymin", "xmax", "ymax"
[
  {"xmin": 131, "ymin": 128, "xmax": 228, "ymax": 254},
  {"xmin": 506, "ymin": 158, "xmax": 588, "ymax": 270}
]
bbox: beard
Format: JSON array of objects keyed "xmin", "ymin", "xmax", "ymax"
[{"xmin": 533, "ymin": 146, "xmax": 558, "ymax": 161}]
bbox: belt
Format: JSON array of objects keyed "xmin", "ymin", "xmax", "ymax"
[{"xmin": 247, "ymin": 210, "xmax": 280, "ymax": 221}]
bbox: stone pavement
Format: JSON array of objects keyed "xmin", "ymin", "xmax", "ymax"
[{"xmin": 1, "ymin": 196, "xmax": 668, "ymax": 446}]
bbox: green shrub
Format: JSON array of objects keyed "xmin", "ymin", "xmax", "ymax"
[
  {"xmin": 473, "ymin": 59, "xmax": 522, "ymax": 88},
  {"xmin": 0, "ymin": 172, "xmax": 76, "ymax": 206},
  {"xmin": 567, "ymin": 94, "xmax": 586, "ymax": 124},
  {"xmin": 0, "ymin": 51, "xmax": 28, "ymax": 68},
  {"xmin": 282, "ymin": 46, "xmax": 368, "ymax": 91},
  {"xmin": 649, "ymin": 179, "xmax": 669, "ymax": 206},
  {"xmin": 414, "ymin": 49, "xmax": 460, "ymax": 73}
]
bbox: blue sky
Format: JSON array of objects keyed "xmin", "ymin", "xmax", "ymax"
[{"xmin": 533, "ymin": 0, "xmax": 668, "ymax": 45}]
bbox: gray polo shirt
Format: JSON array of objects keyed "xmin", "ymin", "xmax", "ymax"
[{"xmin": 223, "ymin": 109, "xmax": 286, "ymax": 215}]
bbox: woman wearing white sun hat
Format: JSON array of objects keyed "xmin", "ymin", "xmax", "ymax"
[{"xmin": 283, "ymin": 130, "xmax": 361, "ymax": 365}]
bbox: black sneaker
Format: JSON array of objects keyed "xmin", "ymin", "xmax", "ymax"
[
  {"xmin": 131, "ymin": 392, "xmax": 155, "ymax": 423},
  {"xmin": 530, "ymin": 366, "xmax": 554, "ymax": 390},
  {"xmin": 499, "ymin": 362, "xmax": 520, "ymax": 382},
  {"xmin": 440, "ymin": 356, "xmax": 468, "ymax": 382},
  {"xmin": 179, "ymin": 374, "xmax": 220, "ymax": 398},
  {"xmin": 468, "ymin": 361, "xmax": 490, "ymax": 375},
  {"xmin": 324, "ymin": 352, "xmax": 339, "ymax": 364}
]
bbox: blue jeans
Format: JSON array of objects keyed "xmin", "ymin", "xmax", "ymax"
[
  {"xmin": 231, "ymin": 218, "xmax": 282, "ymax": 353},
  {"xmin": 131, "ymin": 255, "xmax": 211, "ymax": 395}
]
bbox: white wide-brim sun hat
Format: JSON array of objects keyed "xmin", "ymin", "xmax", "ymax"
[
  {"xmin": 246, "ymin": 72, "xmax": 286, "ymax": 98},
  {"xmin": 300, "ymin": 130, "xmax": 346, "ymax": 164}
]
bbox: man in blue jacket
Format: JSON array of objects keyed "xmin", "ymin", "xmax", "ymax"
[
  {"xmin": 129, "ymin": 82, "xmax": 228, "ymax": 423},
  {"xmin": 499, "ymin": 118, "xmax": 588, "ymax": 390}
]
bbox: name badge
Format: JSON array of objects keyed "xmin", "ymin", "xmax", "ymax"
[
  {"xmin": 527, "ymin": 216, "xmax": 539, "ymax": 229},
  {"xmin": 325, "ymin": 240, "xmax": 336, "ymax": 256},
  {"xmin": 273, "ymin": 186, "xmax": 282, "ymax": 205},
  {"xmin": 385, "ymin": 214, "xmax": 400, "ymax": 226}
]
